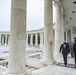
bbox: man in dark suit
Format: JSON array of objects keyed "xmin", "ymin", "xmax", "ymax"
[
  {"xmin": 73, "ymin": 38, "xmax": 76, "ymax": 68},
  {"xmin": 60, "ymin": 41, "xmax": 69, "ymax": 66}
]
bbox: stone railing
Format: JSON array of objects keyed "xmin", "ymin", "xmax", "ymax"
[
  {"xmin": 0, "ymin": 52, "xmax": 44, "ymax": 69},
  {"xmin": 0, "ymin": 59, "xmax": 8, "ymax": 68},
  {"xmin": 26, "ymin": 52, "xmax": 43, "ymax": 59}
]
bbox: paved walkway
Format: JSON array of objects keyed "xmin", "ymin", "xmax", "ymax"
[
  {"xmin": 0, "ymin": 66, "xmax": 7, "ymax": 75},
  {"xmin": 0, "ymin": 55, "xmax": 76, "ymax": 75},
  {"xmin": 32, "ymin": 65, "xmax": 76, "ymax": 75},
  {"xmin": 0, "ymin": 46, "xmax": 76, "ymax": 75},
  {"xmin": 32, "ymin": 54, "xmax": 76, "ymax": 75}
]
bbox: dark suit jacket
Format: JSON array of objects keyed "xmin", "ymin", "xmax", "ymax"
[
  {"xmin": 73, "ymin": 42, "xmax": 76, "ymax": 53},
  {"xmin": 60, "ymin": 43, "xmax": 69, "ymax": 54}
]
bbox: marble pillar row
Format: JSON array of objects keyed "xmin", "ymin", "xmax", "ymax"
[
  {"xmin": 41, "ymin": 0, "xmax": 55, "ymax": 65},
  {"xmin": 55, "ymin": 2, "xmax": 62, "ymax": 55},
  {"xmin": 4, "ymin": 0, "xmax": 30, "ymax": 75}
]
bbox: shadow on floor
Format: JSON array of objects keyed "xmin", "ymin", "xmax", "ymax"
[{"xmin": 56, "ymin": 63, "xmax": 75, "ymax": 68}]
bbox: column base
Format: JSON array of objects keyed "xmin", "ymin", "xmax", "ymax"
[
  {"xmin": 2, "ymin": 70, "xmax": 32, "ymax": 75},
  {"xmin": 41, "ymin": 59, "xmax": 56, "ymax": 66},
  {"xmin": 54, "ymin": 54, "xmax": 63, "ymax": 63}
]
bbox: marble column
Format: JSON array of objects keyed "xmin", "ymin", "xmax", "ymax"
[
  {"xmin": 41, "ymin": 0, "xmax": 55, "ymax": 65},
  {"xmin": 55, "ymin": 2, "xmax": 62, "ymax": 55},
  {"xmin": 4, "ymin": 0, "xmax": 29, "ymax": 75},
  {"xmin": 71, "ymin": 28, "xmax": 74, "ymax": 42},
  {"xmin": 30, "ymin": 34, "xmax": 33, "ymax": 45},
  {"xmin": 35, "ymin": 33, "xmax": 38, "ymax": 46},
  {"xmin": 40, "ymin": 32, "xmax": 43, "ymax": 48}
]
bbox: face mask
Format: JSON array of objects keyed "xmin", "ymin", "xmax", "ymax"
[{"xmin": 64, "ymin": 43, "xmax": 66, "ymax": 44}]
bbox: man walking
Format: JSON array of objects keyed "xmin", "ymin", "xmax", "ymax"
[
  {"xmin": 60, "ymin": 41, "xmax": 69, "ymax": 66},
  {"xmin": 73, "ymin": 38, "xmax": 76, "ymax": 68}
]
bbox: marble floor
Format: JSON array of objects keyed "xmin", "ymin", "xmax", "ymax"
[
  {"xmin": 0, "ymin": 66, "xmax": 6, "ymax": 75},
  {"xmin": 0, "ymin": 57, "xmax": 76, "ymax": 75},
  {"xmin": 32, "ymin": 55, "xmax": 76, "ymax": 75},
  {"xmin": 0, "ymin": 46, "xmax": 76, "ymax": 75},
  {"xmin": 32, "ymin": 65, "xmax": 76, "ymax": 75}
]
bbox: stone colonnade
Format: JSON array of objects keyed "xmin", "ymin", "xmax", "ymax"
[
  {"xmin": 2, "ymin": 0, "xmax": 76, "ymax": 74},
  {"xmin": 26, "ymin": 30, "xmax": 44, "ymax": 47},
  {"xmin": 0, "ymin": 34, "xmax": 10, "ymax": 46},
  {"xmin": 0, "ymin": 30, "xmax": 44, "ymax": 48},
  {"xmin": 0, "ymin": 27, "xmax": 76, "ymax": 47}
]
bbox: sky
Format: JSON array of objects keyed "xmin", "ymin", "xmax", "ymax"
[{"xmin": 0, "ymin": 0, "xmax": 55, "ymax": 31}]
